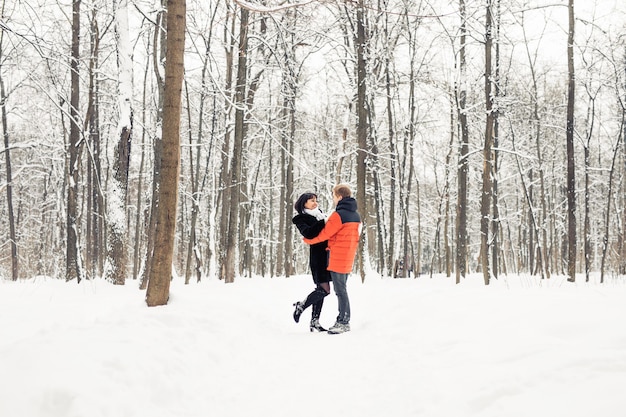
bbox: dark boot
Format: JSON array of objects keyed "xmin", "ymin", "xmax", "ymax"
[
  {"xmin": 292, "ymin": 301, "xmax": 305, "ymax": 323},
  {"xmin": 309, "ymin": 318, "xmax": 327, "ymax": 332},
  {"xmin": 295, "ymin": 287, "xmax": 328, "ymax": 325},
  {"xmin": 311, "ymin": 298, "xmax": 324, "ymax": 321}
]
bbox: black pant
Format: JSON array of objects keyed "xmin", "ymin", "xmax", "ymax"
[{"xmin": 303, "ymin": 285, "xmax": 329, "ymax": 319}]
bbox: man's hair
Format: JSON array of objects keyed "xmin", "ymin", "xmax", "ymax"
[{"xmin": 333, "ymin": 184, "xmax": 352, "ymax": 198}]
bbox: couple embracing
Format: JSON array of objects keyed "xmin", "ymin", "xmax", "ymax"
[{"xmin": 291, "ymin": 184, "xmax": 361, "ymax": 335}]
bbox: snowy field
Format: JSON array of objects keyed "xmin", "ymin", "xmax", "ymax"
[{"xmin": 1, "ymin": 272, "xmax": 625, "ymax": 417}]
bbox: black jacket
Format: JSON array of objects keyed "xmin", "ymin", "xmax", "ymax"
[{"xmin": 292, "ymin": 213, "xmax": 330, "ymax": 283}]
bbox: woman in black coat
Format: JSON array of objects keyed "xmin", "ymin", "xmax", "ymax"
[{"xmin": 292, "ymin": 192, "xmax": 331, "ymax": 332}]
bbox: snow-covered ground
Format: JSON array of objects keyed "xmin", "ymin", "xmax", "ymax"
[{"xmin": 1, "ymin": 273, "xmax": 625, "ymax": 417}]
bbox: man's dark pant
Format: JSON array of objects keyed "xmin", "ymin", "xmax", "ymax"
[{"xmin": 330, "ymin": 272, "xmax": 350, "ymax": 324}]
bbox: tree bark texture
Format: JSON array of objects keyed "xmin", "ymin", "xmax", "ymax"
[
  {"xmin": 0, "ymin": 71, "xmax": 18, "ymax": 280},
  {"xmin": 480, "ymin": 0, "xmax": 494, "ymax": 285},
  {"xmin": 146, "ymin": 0, "xmax": 186, "ymax": 306},
  {"xmin": 456, "ymin": 0, "xmax": 469, "ymax": 284},
  {"xmin": 566, "ymin": 0, "xmax": 577, "ymax": 282},
  {"xmin": 66, "ymin": 0, "xmax": 82, "ymax": 283},
  {"xmin": 140, "ymin": 5, "xmax": 167, "ymax": 290},
  {"xmin": 222, "ymin": 6, "xmax": 249, "ymax": 284},
  {"xmin": 356, "ymin": 0, "xmax": 368, "ymax": 281}
]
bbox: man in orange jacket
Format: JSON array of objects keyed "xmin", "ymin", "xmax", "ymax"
[{"xmin": 303, "ymin": 184, "xmax": 361, "ymax": 334}]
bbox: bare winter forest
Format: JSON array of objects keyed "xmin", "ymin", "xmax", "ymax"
[{"xmin": 1, "ymin": 0, "xmax": 625, "ymax": 290}]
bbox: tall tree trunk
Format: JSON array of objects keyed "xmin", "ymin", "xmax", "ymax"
[
  {"xmin": 445, "ymin": 97, "xmax": 455, "ymax": 277},
  {"xmin": 183, "ymin": 78, "xmax": 205, "ymax": 284},
  {"xmin": 581, "ymin": 80, "xmax": 601, "ymax": 282},
  {"xmin": 0, "ymin": 58, "xmax": 18, "ymax": 281},
  {"xmin": 140, "ymin": 4, "xmax": 167, "ymax": 290},
  {"xmin": 480, "ymin": 0, "xmax": 494, "ymax": 286},
  {"xmin": 386, "ymin": 74, "xmax": 397, "ymax": 276},
  {"xmin": 521, "ymin": 9, "xmax": 548, "ymax": 279},
  {"xmin": 456, "ymin": 0, "xmax": 469, "ymax": 284},
  {"xmin": 145, "ymin": 0, "xmax": 186, "ymax": 306},
  {"xmin": 85, "ymin": 7, "xmax": 101, "ymax": 280},
  {"xmin": 528, "ymin": 170, "xmax": 535, "ymax": 272},
  {"xmin": 67, "ymin": 0, "xmax": 83, "ymax": 283},
  {"xmin": 276, "ymin": 61, "xmax": 293, "ymax": 278},
  {"xmin": 599, "ymin": 133, "xmax": 621, "ymax": 283},
  {"xmin": 0, "ymin": 0, "xmax": 17, "ymax": 281},
  {"xmin": 285, "ymin": 98, "xmax": 296, "ymax": 277},
  {"xmin": 583, "ymin": 133, "xmax": 591, "ymax": 282},
  {"xmin": 355, "ymin": 0, "xmax": 368, "ymax": 281},
  {"xmin": 133, "ymin": 47, "xmax": 150, "ymax": 281},
  {"xmin": 217, "ymin": 7, "xmax": 236, "ymax": 281},
  {"xmin": 276, "ymin": 134, "xmax": 286, "ymax": 277},
  {"xmin": 223, "ymin": 7, "xmax": 249, "ymax": 284},
  {"xmin": 238, "ymin": 15, "xmax": 268, "ymax": 278},
  {"xmin": 566, "ymin": 0, "xmax": 577, "ymax": 282},
  {"xmin": 621, "ymin": 58, "xmax": 626, "ymax": 275},
  {"xmin": 194, "ymin": 3, "xmax": 220, "ymax": 281},
  {"xmin": 284, "ymin": 91, "xmax": 295, "ymax": 277},
  {"xmin": 106, "ymin": 0, "xmax": 133, "ymax": 285},
  {"xmin": 512, "ymin": 129, "xmax": 544, "ymax": 279},
  {"xmin": 490, "ymin": 0, "xmax": 501, "ymax": 279}
]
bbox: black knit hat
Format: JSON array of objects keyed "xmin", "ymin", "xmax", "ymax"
[{"xmin": 294, "ymin": 193, "xmax": 317, "ymax": 214}]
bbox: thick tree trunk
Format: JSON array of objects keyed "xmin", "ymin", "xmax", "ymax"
[
  {"xmin": 146, "ymin": 0, "xmax": 186, "ymax": 306},
  {"xmin": 107, "ymin": 124, "xmax": 131, "ymax": 285},
  {"xmin": 106, "ymin": 0, "xmax": 133, "ymax": 285}
]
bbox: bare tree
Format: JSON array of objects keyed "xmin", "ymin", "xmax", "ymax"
[
  {"xmin": 222, "ymin": 6, "xmax": 249, "ymax": 284},
  {"xmin": 456, "ymin": 0, "xmax": 469, "ymax": 284},
  {"xmin": 182, "ymin": 4, "xmax": 221, "ymax": 283},
  {"xmin": 133, "ymin": 36, "xmax": 152, "ymax": 282},
  {"xmin": 480, "ymin": 0, "xmax": 495, "ymax": 285},
  {"xmin": 0, "ymin": 0, "xmax": 18, "ymax": 280},
  {"xmin": 491, "ymin": 0, "xmax": 501, "ymax": 279},
  {"xmin": 277, "ymin": 20, "xmax": 297, "ymax": 278},
  {"xmin": 106, "ymin": 0, "xmax": 134, "ymax": 285},
  {"xmin": 85, "ymin": 6, "xmax": 104, "ymax": 280},
  {"xmin": 566, "ymin": 0, "xmax": 577, "ymax": 282},
  {"xmin": 355, "ymin": 0, "xmax": 368, "ymax": 281},
  {"xmin": 520, "ymin": 9, "xmax": 549, "ymax": 279},
  {"xmin": 140, "ymin": 1, "xmax": 167, "ymax": 291},
  {"xmin": 146, "ymin": 0, "xmax": 186, "ymax": 306},
  {"xmin": 4, "ymin": 0, "xmax": 626, "ymax": 282},
  {"xmin": 66, "ymin": 0, "xmax": 84, "ymax": 283}
]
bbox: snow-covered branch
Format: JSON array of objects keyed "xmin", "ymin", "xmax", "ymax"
[{"xmin": 231, "ymin": 0, "xmax": 317, "ymax": 13}]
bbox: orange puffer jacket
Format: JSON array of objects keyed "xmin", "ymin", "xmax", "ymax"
[{"xmin": 303, "ymin": 197, "xmax": 361, "ymax": 273}]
